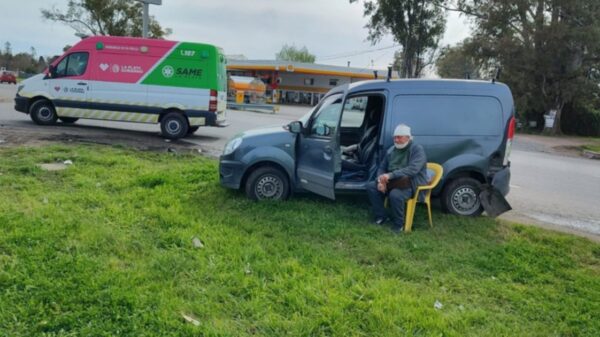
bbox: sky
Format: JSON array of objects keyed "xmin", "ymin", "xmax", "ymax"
[{"xmin": 0, "ymin": 0, "xmax": 471, "ymax": 74}]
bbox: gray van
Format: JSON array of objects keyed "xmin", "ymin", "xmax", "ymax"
[{"xmin": 219, "ymin": 79, "xmax": 515, "ymax": 216}]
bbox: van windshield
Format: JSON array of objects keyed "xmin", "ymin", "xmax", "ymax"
[
  {"xmin": 308, "ymin": 93, "xmax": 343, "ymax": 136},
  {"xmin": 299, "ymin": 93, "xmax": 343, "ymax": 129}
]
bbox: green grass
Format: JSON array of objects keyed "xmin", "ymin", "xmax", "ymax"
[
  {"xmin": 579, "ymin": 136, "xmax": 600, "ymax": 153},
  {"xmin": 582, "ymin": 143, "xmax": 600, "ymax": 153},
  {"xmin": 0, "ymin": 145, "xmax": 598, "ymax": 337}
]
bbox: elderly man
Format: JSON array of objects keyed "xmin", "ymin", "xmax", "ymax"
[{"xmin": 366, "ymin": 124, "xmax": 429, "ymax": 232}]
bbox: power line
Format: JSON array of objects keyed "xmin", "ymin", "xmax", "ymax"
[{"xmin": 317, "ymin": 44, "xmax": 399, "ymax": 61}]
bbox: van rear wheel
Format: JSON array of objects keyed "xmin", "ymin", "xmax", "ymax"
[
  {"xmin": 441, "ymin": 177, "xmax": 484, "ymax": 216},
  {"xmin": 30, "ymin": 100, "xmax": 57, "ymax": 125},
  {"xmin": 245, "ymin": 166, "xmax": 290, "ymax": 201},
  {"xmin": 160, "ymin": 112, "xmax": 189, "ymax": 140}
]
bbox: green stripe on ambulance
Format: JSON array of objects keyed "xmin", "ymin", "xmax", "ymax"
[{"xmin": 142, "ymin": 42, "xmax": 224, "ymax": 90}]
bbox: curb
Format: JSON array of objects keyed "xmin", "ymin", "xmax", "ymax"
[{"xmin": 582, "ymin": 149, "xmax": 600, "ymax": 160}]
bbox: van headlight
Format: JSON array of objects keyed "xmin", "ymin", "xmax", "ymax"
[
  {"xmin": 223, "ymin": 137, "xmax": 242, "ymax": 155},
  {"xmin": 17, "ymin": 85, "xmax": 24, "ymax": 95}
]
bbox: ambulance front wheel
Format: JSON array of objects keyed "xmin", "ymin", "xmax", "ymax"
[
  {"xmin": 30, "ymin": 100, "xmax": 58, "ymax": 125},
  {"xmin": 160, "ymin": 112, "xmax": 189, "ymax": 140}
]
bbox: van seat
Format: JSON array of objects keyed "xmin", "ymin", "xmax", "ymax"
[{"xmin": 342, "ymin": 125, "xmax": 377, "ymax": 171}]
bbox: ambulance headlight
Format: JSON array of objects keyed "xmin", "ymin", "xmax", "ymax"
[{"xmin": 223, "ymin": 137, "xmax": 242, "ymax": 155}]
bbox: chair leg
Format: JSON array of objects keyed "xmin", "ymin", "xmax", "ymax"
[
  {"xmin": 426, "ymin": 201, "xmax": 433, "ymax": 227},
  {"xmin": 404, "ymin": 199, "xmax": 417, "ymax": 232}
]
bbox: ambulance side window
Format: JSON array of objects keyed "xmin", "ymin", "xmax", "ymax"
[
  {"xmin": 54, "ymin": 52, "xmax": 89, "ymax": 78},
  {"xmin": 55, "ymin": 57, "xmax": 68, "ymax": 77}
]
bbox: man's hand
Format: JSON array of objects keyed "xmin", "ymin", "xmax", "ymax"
[
  {"xmin": 378, "ymin": 173, "xmax": 390, "ymax": 185},
  {"xmin": 377, "ymin": 174, "xmax": 390, "ymax": 193}
]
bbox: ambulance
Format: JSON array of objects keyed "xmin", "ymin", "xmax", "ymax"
[{"xmin": 14, "ymin": 36, "xmax": 228, "ymax": 139}]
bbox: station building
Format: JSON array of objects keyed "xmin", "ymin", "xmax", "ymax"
[{"xmin": 226, "ymin": 59, "xmax": 393, "ymax": 105}]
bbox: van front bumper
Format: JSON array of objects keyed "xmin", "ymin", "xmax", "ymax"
[
  {"xmin": 219, "ymin": 158, "xmax": 245, "ymax": 189},
  {"xmin": 14, "ymin": 95, "xmax": 29, "ymax": 114}
]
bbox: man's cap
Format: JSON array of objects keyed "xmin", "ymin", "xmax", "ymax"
[{"xmin": 393, "ymin": 124, "xmax": 411, "ymax": 137}]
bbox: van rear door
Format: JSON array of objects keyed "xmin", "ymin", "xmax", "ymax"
[{"xmin": 296, "ymin": 93, "xmax": 343, "ymax": 199}]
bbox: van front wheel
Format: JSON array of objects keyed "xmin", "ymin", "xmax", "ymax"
[
  {"xmin": 160, "ymin": 112, "xmax": 189, "ymax": 140},
  {"xmin": 30, "ymin": 100, "xmax": 57, "ymax": 125},
  {"xmin": 245, "ymin": 166, "xmax": 290, "ymax": 201},
  {"xmin": 441, "ymin": 177, "xmax": 484, "ymax": 216}
]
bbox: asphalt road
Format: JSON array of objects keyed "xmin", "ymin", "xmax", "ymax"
[{"xmin": 1, "ymin": 83, "xmax": 599, "ymax": 240}]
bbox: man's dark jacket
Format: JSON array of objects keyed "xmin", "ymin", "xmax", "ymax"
[{"xmin": 377, "ymin": 142, "xmax": 429, "ymax": 193}]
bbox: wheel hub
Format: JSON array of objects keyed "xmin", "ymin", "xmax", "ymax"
[
  {"xmin": 256, "ymin": 175, "xmax": 282, "ymax": 199},
  {"xmin": 166, "ymin": 120, "xmax": 181, "ymax": 133},
  {"xmin": 452, "ymin": 187, "xmax": 480, "ymax": 215},
  {"xmin": 39, "ymin": 107, "xmax": 52, "ymax": 120}
]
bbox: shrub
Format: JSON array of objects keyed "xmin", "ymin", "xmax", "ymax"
[{"xmin": 562, "ymin": 102, "xmax": 600, "ymax": 136}]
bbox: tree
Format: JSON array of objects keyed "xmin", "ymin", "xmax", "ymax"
[
  {"xmin": 351, "ymin": 0, "xmax": 446, "ymax": 78},
  {"xmin": 4, "ymin": 42, "xmax": 12, "ymax": 56},
  {"xmin": 37, "ymin": 56, "xmax": 47, "ymax": 71},
  {"xmin": 41, "ymin": 0, "xmax": 171, "ymax": 38},
  {"xmin": 435, "ymin": 41, "xmax": 484, "ymax": 79},
  {"xmin": 275, "ymin": 44, "xmax": 316, "ymax": 63},
  {"xmin": 2, "ymin": 42, "xmax": 12, "ymax": 69},
  {"xmin": 453, "ymin": 0, "xmax": 600, "ymax": 134}
]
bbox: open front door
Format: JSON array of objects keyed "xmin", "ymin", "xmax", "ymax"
[{"xmin": 296, "ymin": 93, "xmax": 343, "ymax": 200}]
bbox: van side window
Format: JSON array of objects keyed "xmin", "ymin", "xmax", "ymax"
[
  {"xmin": 391, "ymin": 95, "xmax": 502, "ymax": 136},
  {"xmin": 341, "ymin": 96, "xmax": 368, "ymax": 128},
  {"xmin": 310, "ymin": 94, "xmax": 343, "ymax": 137},
  {"xmin": 54, "ymin": 52, "xmax": 89, "ymax": 78}
]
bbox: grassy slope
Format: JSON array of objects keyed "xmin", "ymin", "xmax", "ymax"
[
  {"xmin": 582, "ymin": 144, "xmax": 600, "ymax": 153},
  {"xmin": 0, "ymin": 145, "xmax": 598, "ymax": 337}
]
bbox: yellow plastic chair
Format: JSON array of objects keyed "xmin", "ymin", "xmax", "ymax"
[{"xmin": 403, "ymin": 163, "xmax": 444, "ymax": 232}]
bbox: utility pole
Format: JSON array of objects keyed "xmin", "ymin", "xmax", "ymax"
[{"xmin": 136, "ymin": 0, "xmax": 162, "ymax": 38}]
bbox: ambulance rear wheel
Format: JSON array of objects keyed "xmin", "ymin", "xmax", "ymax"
[
  {"xmin": 59, "ymin": 117, "xmax": 79, "ymax": 124},
  {"xmin": 30, "ymin": 100, "xmax": 57, "ymax": 125},
  {"xmin": 160, "ymin": 112, "xmax": 189, "ymax": 140}
]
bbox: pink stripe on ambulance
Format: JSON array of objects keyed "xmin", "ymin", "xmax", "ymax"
[{"xmin": 60, "ymin": 36, "xmax": 177, "ymax": 84}]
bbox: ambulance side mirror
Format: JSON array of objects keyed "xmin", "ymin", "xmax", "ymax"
[{"xmin": 47, "ymin": 65, "xmax": 57, "ymax": 79}]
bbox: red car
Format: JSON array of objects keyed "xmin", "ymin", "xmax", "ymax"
[{"xmin": 0, "ymin": 71, "xmax": 17, "ymax": 84}]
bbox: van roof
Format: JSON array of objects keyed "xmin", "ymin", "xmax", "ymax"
[
  {"xmin": 345, "ymin": 78, "xmax": 507, "ymax": 91},
  {"xmin": 338, "ymin": 78, "xmax": 515, "ymax": 113},
  {"xmin": 342, "ymin": 78, "xmax": 512, "ymax": 99}
]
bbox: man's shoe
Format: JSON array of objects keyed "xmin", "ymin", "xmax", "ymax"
[
  {"xmin": 373, "ymin": 217, "xmax": 388, "ymax": 225},
  {"xmin": 392, "ymin": 225, "xmax": 404, "ymax": 233}
]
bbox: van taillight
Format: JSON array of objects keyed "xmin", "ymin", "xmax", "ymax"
[
  {"xmin": 209, "ymin": 90, "xmax": 218, "ymax": 112},
  {"xmin": 503, "ymin": 116, "xmax": 516, "ymax": 166},
  {"xmin": 507, "ymin": 116, "xmax": 515, "ymax": 140}
]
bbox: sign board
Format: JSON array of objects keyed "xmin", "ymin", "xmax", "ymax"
[{"xmin": 236, "ymin": 91, "xmax": 245, "ymax": 104}]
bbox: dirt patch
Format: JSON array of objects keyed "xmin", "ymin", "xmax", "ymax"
[
  {"xmin": 39, "ymin": 163, "xmax": 69, "ymax": 171},
  {"xmin": 516, "ymin": 133, "xmax": 595, "ymax": 158},
  {"xmin": 0, "ymin": 124, "xmax": 204, "ymax": 155},
  {"xmin": 552, "ymin": 145, "xmax": 585, "ymax": 157}
]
